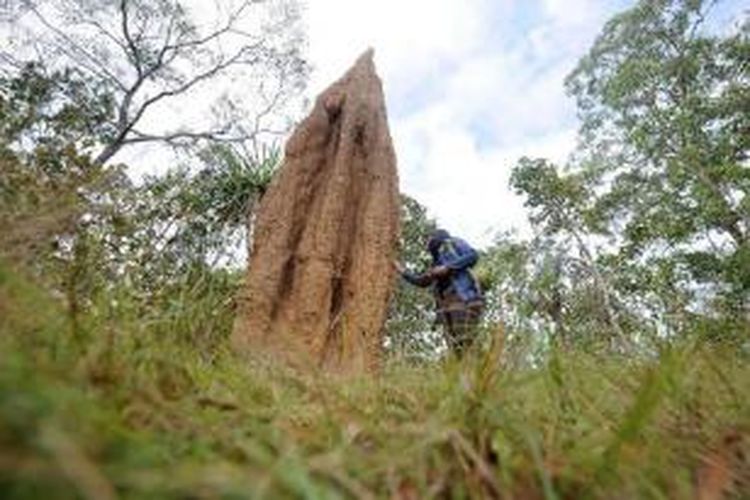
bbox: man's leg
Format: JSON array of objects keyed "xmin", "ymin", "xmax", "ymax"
[
  {"xmin": 449, "ymin": 302, "xmax": 484, "ymax": 357},
  {"xmin": 442, "ymin": 311, "xmax": 462, "ymax": 356}
]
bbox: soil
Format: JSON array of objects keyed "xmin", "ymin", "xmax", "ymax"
[{"xmin": 231, "ymin": 49, "xmax": 401, "ymax": 373}]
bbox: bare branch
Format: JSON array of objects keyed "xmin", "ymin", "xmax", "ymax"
[
  {"xmin": 7, "ymin": 0, "xmax": 307, "ymax": 167},
  {"xmin": 162, "ymin": 0, "xmax": 255, "ymax": 53},
  {"xmin": 120, "ymin": 0, "xmax": 142, "ymax": 77},
  {"xmin": 22, "ymin": 1, "xmax": 128, "ymax": 92},
  {"xmin": 130, "ymin": 42, "xmax": 263, "ymax": 125},
  {"xmin": 124, "ymin": 128, "xmax": 245, "ymax": 145},
  {"xmin": 123, "ymin": 120, "xmax": 287, "ymax": 150},
  {"xmin": 79, "ymin": 18, "xmax": 129, "ymax": 55},
  {"xmin": 0, "ymin": 53, "xmax": 24, "ymax": 76}
]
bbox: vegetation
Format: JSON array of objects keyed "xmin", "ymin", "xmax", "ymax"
[
  {"xmin": 0, "ymin": 0, "xmax": 748, "ymax": 498},
  {"xmin": 2, "ymin": 261, "xmax": 749, "ymax": 498},
  {"xmin": 3, "ymin": 0, "xmax": 308, "ymax": 165},
  {"xmin": 485, "ymin": 0, "xmax": 749, "ymax": 355}
]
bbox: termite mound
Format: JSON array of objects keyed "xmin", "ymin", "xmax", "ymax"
[{"xmin": 232, "ymin": 50, "xmax": 400, "ymax": 373}]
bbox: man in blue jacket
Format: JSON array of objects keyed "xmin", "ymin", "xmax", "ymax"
[{"xmin": 395, "ymin": 229, "xmax": 484, "ymax": 356}]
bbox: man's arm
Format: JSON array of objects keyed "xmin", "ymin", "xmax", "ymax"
[
  {"xmin": 393, "ymin": 260, "xmax": 441, "ymax": 287},
  {"xmin": 401, "ymin": 269, "xmax": 435, "ymax": 287}
]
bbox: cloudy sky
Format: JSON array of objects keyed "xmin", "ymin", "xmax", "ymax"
[
  {"xmin": 304, "ymin": 0, "xmax": 630, "ymax": 246},
  {"xmin": 302, "ymin": 0, "xmax": 744, "ymax": 247}
]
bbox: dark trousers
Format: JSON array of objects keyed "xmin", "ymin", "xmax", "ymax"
[{"xmin": 437, "ymin": 298, "xmax": 484, "ymax": 357}]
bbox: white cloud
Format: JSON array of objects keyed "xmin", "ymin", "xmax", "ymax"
[
  {"xmin": 396, "ymin": 112, "xmax": 577, "ymax": 246},
  {"xmin": 305, "ymin": 0, "xmax": 492, "ymax": 96},
  {"xmin": 305, "ymin": 0, "xmax": 635, "ymax": 246},
  {"xmin": 542, "ymin": 0, "xmax": 602, "ymax": 27}
]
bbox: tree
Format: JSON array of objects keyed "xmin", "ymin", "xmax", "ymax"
[
  {"xmin": 476, "ymin": 234, "xmax": 553, "ymax": 361},
  {"xmin": 566, "ymin": 0, "xmax": 749, "ymax": 319},
  {"xmin": 0, "ymin": 62, "xmax": 119, "ymax": 270},
  {"xmin": 510, "ymin": 157, "xmax": 629, "ymax": 346},
  {"xmin": 127, "ymin": 143, "xmax": 279, "ymax": 282},
  {"xmin": 0, "ymin": 53, "xmax": 285, "ymax": 348},
  {"xmin": 3, "ymin": 0, "xmax": 308, "ymax": 165}
]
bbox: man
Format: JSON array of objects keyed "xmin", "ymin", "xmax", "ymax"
[{"xmin": 395, "ymin": 229, "xmax": 484, "ymax": 357}]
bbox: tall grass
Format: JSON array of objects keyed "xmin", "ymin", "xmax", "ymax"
[{"xmin": 1, "ymin": 261, "xmax": 748, "ymax": 499}]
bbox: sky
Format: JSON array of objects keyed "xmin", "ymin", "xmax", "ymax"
[
  {"xmin": 303, "ymin": 0, "xmax": 631, "ymax": 247},
  {"xmin": 301, "ymin": 0, "xmax": 744, "ymax": 247}
]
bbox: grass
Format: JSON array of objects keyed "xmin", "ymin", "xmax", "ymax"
[{"xmin": 1, "ymin": 261, "xmax": 749, "ymax": 499}]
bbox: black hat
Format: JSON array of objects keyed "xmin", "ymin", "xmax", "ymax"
[{"xmin": 427, "ymin": 229, "xmax": 450, "ymax": 256}]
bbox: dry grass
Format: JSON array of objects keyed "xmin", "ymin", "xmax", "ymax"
[{"xmin": 1, "ymin": 261, "xmax": 749, "ymax": 499}]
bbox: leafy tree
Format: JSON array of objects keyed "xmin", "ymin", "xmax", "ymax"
[
  {"xmin": 0, "ymin": 0, "xmax": 308, "ymax": 346},
  {"xmin": 476, "ymin": 235, "xmax": 550, "ymax": 362},
  {"xmin": 0, "ymin": 55, "xmax": 284, "ymax": 348},
  {"xmin": 127, "ymin": 144, "xmax": 278, "ymax": 284},
  {"xmin": 501, "ymin": 0, "xmax": 749, "ymax": 349},
  {"xmin": 566, "ymin": 0, "xmax": 749, "ymax": 319},
  {"xmin": 510, "ymin": 157, "xmax": 629, "ymax": 347},
  {"xmin": 0, "ymin": 63, "xmax": 120, "ymax": 270}
]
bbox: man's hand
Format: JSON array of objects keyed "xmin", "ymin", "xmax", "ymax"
[
  {"xmin": 429, "ymin": 265, "xmax": 450, "ymax": 278},
  {"xmin": 392, "ymin": 259, "xmax": 405, "ymax": 274}
]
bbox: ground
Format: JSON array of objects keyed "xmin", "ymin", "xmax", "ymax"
[{"xmin": 1, "ymin": 263, "xmax": 749, "ymax": 499}]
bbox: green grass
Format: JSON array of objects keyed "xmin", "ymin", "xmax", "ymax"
[{"xmin": 1, "ymin": 262, "xmax": 749, "ymax": 499}]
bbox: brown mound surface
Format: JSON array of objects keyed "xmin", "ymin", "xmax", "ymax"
[{"xmin": 231, "ymin": 50, "xmax": 400, "ymax": 373}]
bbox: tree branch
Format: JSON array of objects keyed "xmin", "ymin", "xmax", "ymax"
[
  {"xmin": 135, "ymin": 44, "xmax": 260, "ymax": 121},
  {"xmin": 161, "ymin": 0, "xmax": 255, "ymax": 54},
  {"xmin": 120, "ymin": 0, "xmax": 142, "ymax": 77},
  {"xmin": 23, "ymin": 1, "xmax": 128, "ymax": 92},
  {"xmin": 124, "ymin": 127, "xmax": 252, "ymax": 145}
]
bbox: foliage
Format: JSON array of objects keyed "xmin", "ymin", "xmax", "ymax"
[
  {"xmin": 0, "ymin": 61, "xmax": 126, "ymax": 296},
  {"xmin": 508, "ymin": 157, "xmax": 665, "ymax": 352},
  {"xmin": 0, "ymin": 62, "xmax": 115, "ymax": 157},
  {"xmin": 502, "ymin": 0, "xmax": 749, "ymax": 350},
  {"xmin": 1, "ymin": 261, "xmax": 749, "ymax": 499},
  {"xmin": 113, "ymin": 145, "xmax": 280, "ymax": 349},
  {"xmin": 128, "ymin": 144, "xmax": 279, "ymax": 278},
  {"xmin": 566, "ymin": 0, "xmax": 749, "ymax": 314},
  {"xmin": 0, "ymin": 18, "xmax": 288, "ymax": 347}
]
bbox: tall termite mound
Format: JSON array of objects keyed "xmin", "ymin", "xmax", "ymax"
[{"xmin": 232, "ymin": 50, "xmax": 400, "ymax": 373}]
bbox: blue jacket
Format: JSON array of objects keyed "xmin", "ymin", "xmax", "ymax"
[{"xmin": 402, "ymin": 234, "xmax": 483, "ymax": 304}]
